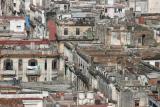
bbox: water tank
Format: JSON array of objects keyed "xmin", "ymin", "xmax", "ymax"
[
  {"xmin": 78, "ymin": 92, "xmax": 85, "ymax": 99},
  {"xmin": 86, "ymin": 91, "xmax": 94, "ymax": 99}
]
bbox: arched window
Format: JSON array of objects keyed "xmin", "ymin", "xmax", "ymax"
[
  {"xmin": 28, "ymin": 59, "xmax": 38, "ymax": 66},
  {"xmin": 4, "ymin": 59, "xmax": 13, "ymax": 70}
]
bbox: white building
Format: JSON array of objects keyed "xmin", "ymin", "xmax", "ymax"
[
  {"xmin": 9, "ymin": 17, "xmax": 25, "ymax": 33},
  {"xmin": 0, "ymin": 16, "xmax": 26, "ymax": 39},
  {"xmin": 129, "ymin": 0, "xmax": 160, "ymax": 13}
]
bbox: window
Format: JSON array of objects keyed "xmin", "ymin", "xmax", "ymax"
[
  {"xmin": 14, "ymin": 3, "xmax": 16, "ymax": 7},
  {"xmin": 17, "ymin": 25, "xmax": 21, "ymax": 28},
  {"xmin": 64, "ymin": 28, "xmax": 68, "ymax": 35},
  {"xmin": 105, "ymin": 8, "xmax": 108, "ymax": 13},
  {"xmin": 3, "ymin": 59, "xmax": 13, "ymax": 70},
  {"xmin": 146, "ymin": 62, "xmax": 150, "ymax": 64},
  {"xmin": 52, "ymin": 60, "xmax": 57, "ymax": 70},
  {"xmin": 153, "ymin": 103, "xmax": 158, "ymax": 107},
  {"xmin": 3, "ymin": 26, "xmax": 6, "ymax": 30},
  {"xmin": 45, "ymin": 59, "xmax": 47, "ymax": 70},
  {"xmin": 28, "ymin": 59, "xmax": 38, "ymax": 66},
  {"xmin": 76, "ymin": 28, "xmax": 80, "ymax": 35},
  {"xmin": 28, "ymin": 76, "xmax": 37, "ymax": 82},
  {"xmin": 52, "ymin": 77, "xmax": 55, "ymax": 81},
  {"xmin": 118, "ymin": 8, "xmax": 122, "ymax": 12},
  {"xmin": 155, "ymin": 62, "xmax": 159, "ymax": 68},
  {"xmin": 142, "ymin": 34, "xmax": 145, "ymax": 45},
  {"xmin": 18, "ymin": 59, "xmax": 23, "ymax": 71},
  {"xmin": 64, "ymin": 5, "xmax": 67, "ymax": 10},
  {"xmin": 114, "ymin": 8, "xmax": 117, "ymax": 13}
]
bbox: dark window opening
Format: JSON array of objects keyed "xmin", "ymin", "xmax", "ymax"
[
  {"xmin": 135, "ymin": 100, "xmax": 139, "ymax": 106},
  {"xmin": 118, "ymin": 8, "xmax": 122, "ymax": 12},
  {"xmin": 76, "ymin": 28, "xmax": 80, "ymax": 35},
  {"xmin": 64, "ymin": 28, "xmax": 68, "ymax": 35},
  {"xmin": 3, "ymin": 26, "xmax": 6, "ymax": 30},
  {"xmin": 17, "ymin": 25, "xmax": 21, "ymax": 28},
  {"xmin": 142, "ymin": 34, "xmax": 146, "ymax": 45},
  {"xmin": 18, "ymin": 59, "xmax": 23, "ymax": 71},
  {"xmin": 4, "ymin": 59, "xmax": 13, "ymax": 70},
  {"xmin": 80, "ymin": 63, "xmax": 82, "ymax": 67},
  {"xmin": 52, "ymin": 60, "xmax": 57, "ymax": 70},
  {"xmin": 14, "ymin": 3, "xmax": 16, "ymax": 7},
  {"xmin": 149, "ymin": 101, "xmax": 152, "ymax": 106},
  {"xmin": 153, "ymin": 103, "xmax": 158, "ymax": 107},
  {"xmin": 155, "ymin": 62, "xmax": 159, "ymax": 68},
  {"xmin": 114, "ymin": 8, "xmax": 117, "ymax": 13},
  {"xmin": 52, "ymin": 77, "xmax": 55, "ymax": 81},
  {"xmin": 45, "ymin": 59, "xmax": 47, "ymax": 70},
  {"xmin": 64, "ymin": 5, "xmax": 67, "ymax": 10},
  {"xmin": 105, "ymin": 8, "xmax": 107, "ymax": 12},
  {"xmin": 28, "ymin": 59, "xmax": 38, "ymax": 66}
]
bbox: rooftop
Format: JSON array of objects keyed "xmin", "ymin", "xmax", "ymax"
[{"xmin": 147, "ymin": 72, "xmax": 160, "ymax": 79}]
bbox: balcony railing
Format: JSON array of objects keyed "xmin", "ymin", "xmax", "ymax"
[
  {"xmin": 0, "ymin": 70, "xmax": 16, "ymax": 76},
  {"xmin": 0, "ymin": 49, "xmax": 58, "ymax": 56},
  {"xmin": 26, "ymin": 66, "xmax": 41, "ymax": 76}
]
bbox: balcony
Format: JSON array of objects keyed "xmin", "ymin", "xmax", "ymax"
[
  {"xmin": 26, "ymin": 66, "xmax": 41, "ymax": 76},
  {"xmin": 0, "ymin": 70, "xmax": 16, "ymax": 76}
]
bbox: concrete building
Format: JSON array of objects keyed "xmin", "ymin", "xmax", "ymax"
[
  {"xmin": 0, "ymin": 16, "xmax": 26, "ymax": 39},
  {"xmin": 29, "ymin": 3, "xmax": 47, "ymax": 39},
  {"xmin": 128, "ymin": 0, "xmax": 160, "ymax": 14},
  {"xmin": 0, "ymin": 43, "xmax": 59, "ymax": 82},
  {"xmin": 148, "ymin": 0, "xmax": 160, "ymax": 13},
  {"xmin": 128, "ymin": 0, "xmax": 148, "ymax": 13},
  {"xmin": 54, "ymin": 0, "xmax": 70, "ymax": 13},
  {"xmin": 96, "ymin": 19, "xmax": 132, "ymax": 47}
]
